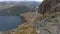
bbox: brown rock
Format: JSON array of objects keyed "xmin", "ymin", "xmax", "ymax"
[{"xmin": 38, "ymin": 0, "xmax": 60, "ymax": 15}]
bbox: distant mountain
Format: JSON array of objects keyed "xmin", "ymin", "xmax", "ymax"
[
  {"xmin": 0, "ymin": 5, "xmax": 14, "ymax": 10},
  {"xmin": 0, "ymin": 1, "xmax": 41, "ymax": 6},
  {"xmin": 0, "ymin": 1, "xmax": 41, "ymax": 16},
  {"xmin": 0, "ymin": 6, "xmax": 31, "ymax": 16}
]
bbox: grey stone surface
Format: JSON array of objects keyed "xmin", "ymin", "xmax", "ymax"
[{"xmin": 33, "ymin": 14, "xmax": 60, "ymax": 34}]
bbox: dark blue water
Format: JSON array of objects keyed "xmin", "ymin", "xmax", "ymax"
[{"xmin": 0, "ymin": 16, "xmax": 22, "ymax": 31}]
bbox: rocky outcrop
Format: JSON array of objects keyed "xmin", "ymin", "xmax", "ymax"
[
  {"xmin": 37, "ymin": 0, "xmax": 60, "ymax": 34},
  {"xmin": 38, "ymin": 0, "xmax": 60, "ymax": 15},
  {"xmin": 33, "ymin": 12, "xmax": 60, "ymax": 34},
  {"xmin": 20, "ymin": 12, "xmax": 43, "ymax": 23}
]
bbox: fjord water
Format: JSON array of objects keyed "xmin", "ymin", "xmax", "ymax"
[{"xmin": 0, "ymin": 16, "xmax": 22, "ymax": 31}]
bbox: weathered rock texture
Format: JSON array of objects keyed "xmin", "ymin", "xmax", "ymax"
[
  {"xmin": 37, "ymin": 0, "xmax": 60, "ymax": 34},
  {"xmin": 33, "ymin": 12, "xmax": 60, "ymax": 34},
  {"xmin": 38, "ymin": 0, "xmax": 60, "ymax": 15}
]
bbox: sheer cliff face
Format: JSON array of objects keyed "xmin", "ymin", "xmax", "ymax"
[
  {"xmin": 36, "ymin": 0, "xmax": 60, "ymax": 34},
  {"xmin": 38, "ymin": 0, "xmax": 60, "ymax": 15}
]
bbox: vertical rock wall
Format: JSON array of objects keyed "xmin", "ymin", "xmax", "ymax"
[
  {"xmin": 38, "ymin": 0, "xmax": 60, "ymax": 15},
  {"xmin": 35, "ymin": 0, "xmax": 60, "ymax": 34}
]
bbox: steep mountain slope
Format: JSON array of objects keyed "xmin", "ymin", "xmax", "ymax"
[
  {"xmin": 0, "ymin": 6, "xmax": 30, "ymax": 16},
  {"xmin": 0, "ymin": 5, "xmax": 14, "ymax": 10},
  {"xmin": 0, "ymin": 1, "xmax": 41, "ymax": 16},
  {"xmin": 0, "ymin": 1, "xmax": 41, "ymax": 9}
]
